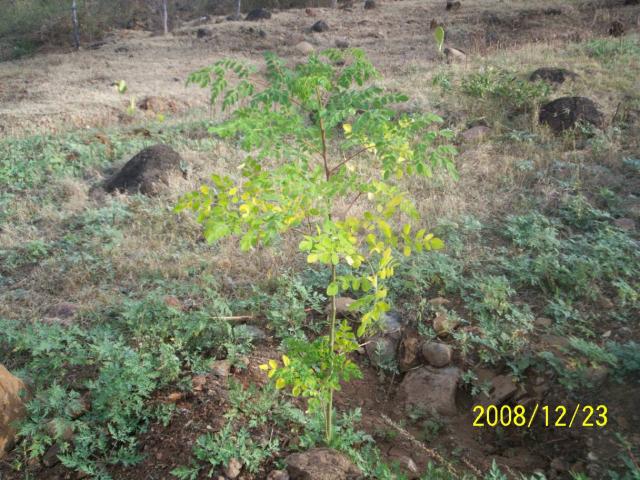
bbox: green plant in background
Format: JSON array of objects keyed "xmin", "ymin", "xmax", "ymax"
[
  {"xmin": 176, "ymin": 49, "xmax": 456, "ymax": 442},
  {"xmin": 434, "ymin": 26, "xmax": 445, "ymax": 55}
]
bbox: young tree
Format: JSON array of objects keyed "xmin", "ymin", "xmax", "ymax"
[
  {"xmin": 71, "ymin": 0, "xmax": 80, "ymax": 49},
  {"xmin": 177, "ymin": 49, "xmax": 457, "ymax": 442},
  {"xmin": 161, "ymin": 0, "xmax": 169, "ymax": 34}
]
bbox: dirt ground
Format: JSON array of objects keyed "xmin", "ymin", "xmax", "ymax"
[{"xmin": 2, "ymin": 0, "xmax": 637, "ymax": 136}]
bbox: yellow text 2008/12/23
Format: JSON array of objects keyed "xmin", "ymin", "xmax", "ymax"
[{"xmin": 472, "ymin": 404, "xmax": 608, "ymax": 428}]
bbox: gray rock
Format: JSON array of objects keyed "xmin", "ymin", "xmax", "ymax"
[
  {"xmin": 398, "ymin": 366, "xmax": 460, "ymax": 416},
  {"xmin": 421, "ymin": 342, "xmax": 452, "ymax": 368},
  {"xmin": 236, "ymin": 325, "xmax": 267, "ymax": 343},
  {"xmin": 311, "ymin": 20, "xmax": 329, "ymax": 33},
  {"xmin": 286, "ymin": 448, "xmax": 362, "ymax": 479},
  {"xmin": 365, "ymin": 336, "xmax": 398, "ymax": 369}
]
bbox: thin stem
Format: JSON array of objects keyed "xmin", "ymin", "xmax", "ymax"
[
  {"xmin": 326, "ymin": 263, "xmax": 338, "ymax": 443},
  {"xmin": 329, "ymin": 144, "xmax": 375, "ymax": 175},
  {"xmin": 316, "ymin": 88, "xmax": 330, "ymax": 181}
]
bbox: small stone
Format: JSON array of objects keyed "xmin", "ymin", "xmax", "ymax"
[
  {"xmin": 397, "ymin": 331, "xmax": 421, "ymax": 372},
  {"xmin": 237, "ymin": 325, "xmax": 267, "ymax": 343},
  {"xmin": 296, "ymin": 41, "xmax": 315, "ymax": 55},
  {"xmin": 443, "ymin": 46, "xmax": 466, "ymax": 63},
  {"xmin": 478, "ymin": 374, "xmax": 518, "ymax": 407},
  {"xmin": 529, "ymin": 68, "xmax": 577, "ymax": 85},
  {"xmin": 225, "ymin": 458, "xmax": 242, "ymax": 479},
  {"xmin": 366, "ymin": 336, "xmax": 398, "ymax": 370},
  {"xmin": 210, "ymin": 359, "xmax": 231, "ymax": 379},
  {"xmin": 335, "ymin": 38, "xmax": 350, "ymax": 49},
  {"xmin": 429, "ymin": 297, "xmax": 450, "ymax": 306},
  {"xmin": 196, "ymin": 28, "xmax": 211, "ymax": 38},
  {"xmin": 42, "ymin": 444, "xmax": 61, "ymax": 467},
  {"xmin": 535, "ymin": 317, "xmax": 552, "ymax": 328},
  {"xmin": 614, "ymin": 217, "xmax": 635, "ymax": 231},
  {"xmin": 164, "ymin": 295, "xmax": 182, "ymax": 309},
  {"xmin": 460, "ymin": 125, "xmax": 490, "ymax": 142},
  {"xmin": 421, "ymin": 342, "xmax": 452, "ymax": 368},
  {"xmin": 192, "ymin": 375, "xmax": 207, "ymax": 392},
  {"xmin": 585, "ymin": 366, "xmax": 608, "ymax": 387},
  {"xmin": 166, "ymin": 392, "xmax": 184, "ymax": 403},
  {"xmin": 245, "ymin": 8, "xmax": 271, "ymax": 21},
  {"xmin": 267, "ymin": 470, "xmax": 290, "ymax": 480},
  {"xmin": 311, "ymin": 20, "xmax": 329, "ymax": 33},
  {"xmin": 609, "ymin": 20, "xmax": 624, "ymax": 38},
  {"xmin": 364, "ymin": 0, "xmax": 376, "ymax": 9},
  {"xmin": 388, "ymin": 448, "xmax": 419, "ymax": 478},
  {"xmin": 445, "ymin": 1, "xmax": 461, "ymax": 11},
  {"xmin": 327, "ymin": 297, "xmax": 356, "ymax": 316},
  {"xmin": 433, "ymin": 311, "xmax": 459, "ymax": 336}
]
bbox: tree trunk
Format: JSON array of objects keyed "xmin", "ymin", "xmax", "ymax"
[
  {"xmin": 162, "ymin": 0, "xmax": 169, "ymax": 35},
  {"xmin": 71, "ymin": 0, "xmax": 80, "ymax": 49},
  {"xmin": 235, "ymin": 0, "xmax": 241, "ymax": 19}
]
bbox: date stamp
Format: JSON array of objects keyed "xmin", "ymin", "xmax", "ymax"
[{"xmin": 472, "ymin": 404, "xmax": 608, "ymax": 428}]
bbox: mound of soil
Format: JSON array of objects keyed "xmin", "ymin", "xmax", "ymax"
[
  {"xmin": 286, "ymin": 448, "xmax": 362, "ymax": 480},
  {"xmin": 104, "ymin": 144, "xmax": 187, "ymax": 196},
  {"xmin": 529, "ymin": 67, "xmax": 578, "ymax": 85},
  {"xmin": 539, "ymin": 96, "xmax": 604, "ymax": 133},
  {"xmin": 0, "ymin": 365, "xmax": 28, "ymax": 459},
  {"xmin": 245, "ymin": 8, "xmax": 272, "ymax": 21}
]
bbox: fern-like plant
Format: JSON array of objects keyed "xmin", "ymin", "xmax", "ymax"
[{"xmin": 177, "ymin": 49, "xmax": 456, "ymax": 443}]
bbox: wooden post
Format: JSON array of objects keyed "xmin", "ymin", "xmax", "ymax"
[{"xmin": 71, "ymin": 0, "xmax": 80, "ymax": 49}]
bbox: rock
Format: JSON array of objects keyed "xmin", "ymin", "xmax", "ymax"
[
  {"xmin": 429, "ymin": 297, "xmax": 450, "ymax": 307},
  {"xmin": 166, "ymin": 392, "xmax": 184, "ymax": 403},
  {"xmin": 196, "ymin": 27, "xmax": 211, "ymax": 38},
  {"xmin": 311, "ymin": 20, "xmax": 329, "ymax": 33},
  {"xmin": 614, "ymin": 217, "xmax": 635, "ymax": 231},
  {"xmin": 539, "ymin": 97, "xmax": 604, "ymax": 133},
  {"xmin": 477, "ymin": 374, "xmax": 518, "ymax": 407},
  {"xmin": 326, "ymin": 297, "xmax": 356, "ymax": 317},
  {"xmin": 585, "ymin": 366, "xmax": 609, "ymax": 387},
  {"xmin": 164, "ymin": 295, "xmax": 182, "ymax": 309},
  {"xmin": 433, "ymin": 311, "xmax": 459, "ymax": 336},
  {"xmin": 237, "ymin": 325, "xmax": 267, "ymax": 343},
  {"xmin": 543, "ymin": 7, "xmax": 562, "ymax": 15},
  {"xmin": 210, "ymin": 359, "xmax": 231, "ymax": 379},
  {"xmin": 443, "ymin": 46, "xmax": 466, "ymax": 63},
  {"xmin": 398, "ymin": 366, "xmax": 460, "ymax": 416},
  {"xmin": 445, "ymin": 1, "xmax": 461, "ymax": 11},
  {"xmin": 460, "ymin": 125, "xmax": 490, "ymax": 142},
  {"xmin": 245, "ymin": 8, "xmax": 271, "ymax": 21},
  {"xmin": 608, "ymin": 20, "xmax": 624, "ymax": 37},
  {"xmin": 1, "ymin": 364, "xmax": 29, "ymax": 459},
  {"xmin": 381, "ymin": 311, "xmax": 405, "ymax": 337},
  {"xmin": 192, "ymin": 375, "xmax": 207, "ymax": 392},
  {"xmin": 535, "ymin": 317, "xmax": 553, "ymax": 329},
  {"xmin": 421, "ymin": 342, "xmax": 452, "ymax": 368},
  {"xmin": 366, "ymin": 336, "xmax": 398, "ymax": 370},
  {"xmin": 296, "ymin": 41, "xmax": 315, "ymax": 55},
  {"xmin": 225, "ymin": 457, "xmax": 243, "ymax": 479},
  {"xmin": 137, "ymin": 96, "xmax": 179, "ymax": 114},
  {"xmin": 335, "ymin": 38, "xmax": 350, "ymax": 49},
  {"xmin": 364, "ymin": 0, "xmax": 376, "ymax": 9},
  {"xmin": 388, "ymin": 448, "xmax": 419, "ymax": 479},
  {"xmin": 286, "ymin": 448, "xmax": 362, "ymax": 480},
  {"xmin": 305, "ymin": 8, "xmax": 315, "ymax": 16},
  {"xmin": 104, "ymin": 144, "xmax": 187, "ymax": 196},
  {"xmin": 268, "ymin": 470, "xmax": 290, "ymax": 480},
  {"xmin": 42, "ymin": 443, "xmax": 61, "ymax": 467},
  {"xmin": 397, "ymin": 330, "xmax": 421, "ymax": 372},
  {"xmin": 529, "ymin": 68, "xmax": 577, "ymax": 85}
]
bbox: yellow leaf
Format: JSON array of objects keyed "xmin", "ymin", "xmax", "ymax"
[
  {"xmin": 200, "ymin": 185, "xmax": 209, "ymax": 195},
  {"xmin": 292, "ymin": 385, "xmax": 301, "ymax": 397},
  {"xmin": 258, "ymin": 364, "xmax": 269, "ymax": 371},
  {"xmin": 282, "ymin": 355, "xmax": 291, "ymax": 367},
  {"xmin": 268, "ymin": 369, "xmax": 276, "ymax": 378},
  {"xmin": 268, "ymin": 359, "xmax": 277, "ymax": 369},
  {"xmin": 343, "ymin": 123, "xmax": 352, "ymax": 134},
  {"xmin": 275, "ymin": 378, "xmax": 286, "ymax": 389}
]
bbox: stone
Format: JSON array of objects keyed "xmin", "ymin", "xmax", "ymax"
[
  {"xmin": 192, "ymin": 375, "xmax": 207, "ymax": 392},
  {"xmin": 335, "ymin": 38, "xmax": 350, "ymax": 49},
  {"xmin": 286, "ymin": 448, "xmax": 362, "ymax": 480},
  {"xmin": 42, "ymin": 443, "xmax": 61, "ymax": 467},
  {"xmin": 210, "ymin": 359, "xmax": 231, "ymax": 379},
  {"xmin": 539, "ymin": 97, "xmax": 604, "ymax": 133},
  {"xmin": 534, "ymin": 317, "xmax": 552, "ymax": 329},
  {"xmin": 267, "ymin": 470, "xmax": 290, "ymax": 480},
  {"xmin": 429, "ymin": 297, "xmax": 450, "ymax": 307},
  {"xmin": 381, "ymin": 311, "xmax": 405, "ymax": 337},
  {"xmin": 364, "ymin": 0, "xmax": 376, "ymax": 9},
  {"xmin": 238, "ymin": 324, "xmax": 268, "ymax": 343},
  {"xmin": 104, "ymin": 144, "xmax": 187, "ymax": 196},
  {"xmin": 196, "ymin": 27, "xmax": 212, "ymax": 38},
  {"xmin": 443, "ymin": 46, "xmax": 466, "ymax": 63},
  {"xmin": 311, "ymin": 20, "xmax": 329, "ymax": 33},
  {"xmin": 388, "ymin": 448, "xmax": 419, "ymax": 479},
  {"xmin": 397, "ymin": 330, "xmax": 421, "ymax": 372},
  {"xmin": 529, "ymin": 68, "xmax": 577, "ymax": 85},
  {"xmin": 225, "ymin": 457, "xmax": 242, "ymax": 479},
  {"xmin": 609, "ymin": 20, "xmax": 624, "ymax": 38},
  {"xmin": 296, "ymin": 41, "xmax": 315, "ymax": 55},
  {"xmin": 365, "ymin": 336, "xmax": 398, "ymax": 370},
  {"xmin": 137, "ymin": 96, "xmax": 179, "ymax": 114},
  {"xmin": 421, "ymin": 342, "xmax": 452, "ymax": 368},
  {"xmin": 326, "ymin": 297, "xmax": 356, "ymax": 317},
  {"xmin": 245, "ymin": 8, "xmax": 271, "ymax": 21},
  {"xmin": 433, "ymin": 311, "xmax": 459, "ymax": 336},
  {"xmin": 585, "ymin": 366, "xmax": 609, "ymax": 387},
  {"xmin": 1, "ymin": 364, "xmax": 29, "ymax": 458},
  {"xmin": 397, "ymin": 366, "xmax": 460, "ymax": 416},
  {"xmin": 477, "ymin": 374, "xmax": 518, "ymax": 407},
  {"xmin": 445, "ymin": 1, "xmax": 461, "ymax": 11},
  {"xmin": 460, "ymin": 125, "xmax": 490, "ymax": 142},
  {"xmin": 614, "ymin": 217, "xmax": 635, "ymax": 231}
]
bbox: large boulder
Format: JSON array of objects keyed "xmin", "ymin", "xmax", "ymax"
[
  {"xmin": 539, "ymin": 97, "xmax": 604, "ymax": 133},
  {"xmin": 104, "ymin": 144, "xmax": 188, "ymax": 196},
  {"xmin": 397, "ymin": 366, "xmax": 460, "ymax": 416},
  {"xmin": 286, "ymin": 448, "xmax": 362, "ymax": 480},
  {"xmin": 1, "ymin": 364, "xmax": 29, "ymax": 458}
]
